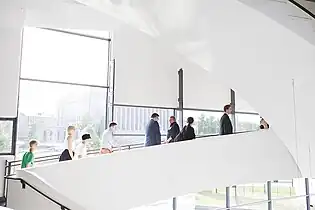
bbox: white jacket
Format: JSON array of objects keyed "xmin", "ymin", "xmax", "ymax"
[
  {"xmin": 74, "ymin": 142, "xmax": 87, "ymax": 159},
  {"xmin": 101, "ymin": 129, "xmax": 121, "ymax": 150}
]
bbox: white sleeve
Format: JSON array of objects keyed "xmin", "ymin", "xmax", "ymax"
[
  {"xmin": 82, "ymin": 147, "xmax": 87, "ymax": 157},
  {"xmin": 110, "ymin": 137, "xmax": 121, "ymax": 150},
  {"xmin": 102, "ymin": 132, "xmax": 110, "ymax": 148},
  {"xmin": 74, "ymin": 144, "xmax": 83, "ymax": 156}
]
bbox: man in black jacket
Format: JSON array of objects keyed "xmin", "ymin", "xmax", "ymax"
[
  {"xmin": 220, "ymin": 104, "xmax": 233, "ymax": 135},
  {"xmin": 166, "ymin": 116, "xmax": 180, "ymax": 143}
]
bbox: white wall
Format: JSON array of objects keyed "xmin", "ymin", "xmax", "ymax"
[
  {"xmin": 239, "ymin": 0, "xmax": 315, "ymax": 46},
  {"xmin": 7, "ymin": 171, "xmax": 85, "ymax": 210},
  {"xmin": 112, "ymin": 23, "xmax": 234, "ymax": 109},
  {"xmin": 0, "ymin": 4, "xmax": 24, "ymax": 117},
  {"xmin": 15, "ymin": 130, "xmax": 299, "ymax": 210},
  {"xmin": 183, "ymin": 67, "xmax": 231, "ymax": 110},
  {"xmin": 113, "ymin": 25, "xmax": 179, "ymax": 107},
  {"xmin": 7, "ymin": 179, "xmax": 61, "ymax": 210}
]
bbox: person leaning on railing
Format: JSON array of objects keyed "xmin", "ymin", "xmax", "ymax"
[{"xmin": 100, "ymin": 122, "xmax": 120, "ymax": 154}]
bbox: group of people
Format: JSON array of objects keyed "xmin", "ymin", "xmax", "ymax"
[
  {"xmin": 21, "ymin": 103, "xmax": 268, "ymax": 168},
  {"xmin": 59, "ymin": 122, "xmax": 120, "ymax": 162},
  {"xmin": 144, "ymin": 113, "xmax": 196, "ymax": 147},
  {"xmin": 21, "ymin": 122, "xmax": 120, "ymax": 168},
  {"xmin": 59, "ymin": 126, "xmax": 91, "ymax": 162},
  {"xmin": 145, "ymin": 103, "xmax": 247, "ymax": 146}
]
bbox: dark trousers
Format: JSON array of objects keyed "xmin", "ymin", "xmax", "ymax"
[{"xmin": 59, "ymin": 149, "xmax": 74, "ymax": 162}]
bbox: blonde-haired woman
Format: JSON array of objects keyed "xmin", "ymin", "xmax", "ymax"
[{"xmin": 59, "ymin": 125, "xmax": 76, "ymax": 162}]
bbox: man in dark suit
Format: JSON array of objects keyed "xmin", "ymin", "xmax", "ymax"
[
  {"xmin": 145, "ymin": 113, "xmax": 161, "ymax": 147},
  {"xmin": 166, "ymin": 116, "xmax": 180, "ymax": 143},
  {"xmin": 220, "ymin": 104, "xmax": 233, "ymax": 135}
]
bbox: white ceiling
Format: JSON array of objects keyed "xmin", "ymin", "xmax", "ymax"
[{"xmin": 239, "ymin": 0, "xmax": 315, "ymax": 45}]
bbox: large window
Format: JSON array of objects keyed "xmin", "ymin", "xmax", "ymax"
[
  {"xmin": 17, "ymin": 27, "xmax": 110, "ymax": 157},
  {"xmin": 21, "ymin": 27, "xmax": 109, "ymax": 86},
  {"xmin": 113, "ymin": 105, "xmax": 175, "ymax": 145},
  {"xmin": 0, "ymin": 120, "xmax": 14, "ymax": 153},
  {"xmin": 235, "ymin": 113, "xmax": 260, "ymax": 132},
  {"xmin": 114, "ymin": 105, "xmax": 174, "ymax": 135},
  {"xmin": 18, "ymin": 81, "xmax": 107, "ymax": 155},
  {"xmin": 183, "ymin": 110, "xmax": 222, "ymax": 136}
]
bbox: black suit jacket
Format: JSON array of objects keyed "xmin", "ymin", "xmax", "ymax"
[
  {"xmin": 220, "ymin": 113, "xmax": 233, "ymax": 135},
  {"xmin": 167, "ymin": 122, "xmax": 180, "ymax": 140}
]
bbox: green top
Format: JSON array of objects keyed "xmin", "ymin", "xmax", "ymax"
[{"xmin": 21, "ymin": 151, "xmax": 35, "ymax": 169}]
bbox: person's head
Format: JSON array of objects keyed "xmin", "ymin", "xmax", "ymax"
[
  {"xmin": 151, "ymin": 113, "xmax": 159, "ymax": 121},
  {"xmin": 169, "ymin": 116, "xmax": 176, "ymax": 124},
  {"xmin": 260, "ymin": 117, "xmax": 269, "ymax": 129},
  {"xmin": 67, "ymin": 125, "xmax": 75, "ymax": 136},
  {"xmin": 187, "ymin": 117, "xmax": 194, "ymax": 125},
  {"xmin": 109, "ymin": 122, "xmax": 117, "ymax": 131},
  {"xmin": 81, "ymin": 134, "xmax": 91, "ymax": 144},
  {"xmin": 29, "ymin": 140, "xmax": 38, "ymax": 152},
  {"xmin": 224, "ymin": 104, "xmax": 233, "ymax": 114}
]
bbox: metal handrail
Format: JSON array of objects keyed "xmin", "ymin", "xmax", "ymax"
[
  {"xmin": 2, "ymin": 142, "xmax": 145, "ymax": 207},
  {"xmin": 7, "ymin": 142, "xmax": 144, "ymax": 165},
  {"xmin": 289, "ymin": 0, "xmax": 315, "ymax": 19},
  {"xmin": 6, "ymin": 130, "xmax": 255, "ymax": 173},
  {"xmin": 5, "ymin": 176, "xmax": 71, "ymax": 210},
  {"xmin": 5, "ymin": 142, "xmax": 144, "ymax": 176}
]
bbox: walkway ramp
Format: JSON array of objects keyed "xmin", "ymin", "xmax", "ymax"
[{"xmin": 9, "ymin": 130, "xmax": 300, "ymax": 210}]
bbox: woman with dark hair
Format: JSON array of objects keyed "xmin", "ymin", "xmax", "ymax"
[
  {"xmin": 174, "ymin": 117, "xmax": 196, "ymax": 142},
  {"xmin": 260, "ymin": 118, "xmax": 270, "ymax": 129}
]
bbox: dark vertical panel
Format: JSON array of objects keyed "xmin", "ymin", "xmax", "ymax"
[
  {"xmin": 105, "ymin": 39, "xmax": 112, "ymax": 129},
  {"xmin": 111, "ymin": 59, "xmax": 116, "ymax": 122},
  {"xmin": 178, "ymin": 68, "xmax": 184, "ymax": 128},
  {"xmin": 267, "ymin": 181, "xmax": 272, "ymax": 210},
  {"xmin": 230, "ymin": 89, "xmax": 236, "ymax": 132},
  {"xmin": 226, "ymin": 186, "xmax": 230, "ymax": 209},
  {"xmin": 306, "ymin": 178, "xmax": 311, "ymax": 210}
]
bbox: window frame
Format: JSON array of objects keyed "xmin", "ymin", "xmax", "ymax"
[
  {"xmin": 15, "ymin": 27, "xmax": 111, "ymax": 156},
  {"xmin": 20, "ymin": 27, "xmax": 111, "ymax": 87},
  {"xmin": 113, "ymin": 103, "xmax": 176, "ymax": 136},
  {"xmin": 0, "ymin": 117, "xmax": 17, "ymax": 155}
]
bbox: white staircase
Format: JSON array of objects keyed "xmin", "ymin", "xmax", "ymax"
[{"xmin": 7, "ymin": 130, "xmax": 300, "ymax": 210}]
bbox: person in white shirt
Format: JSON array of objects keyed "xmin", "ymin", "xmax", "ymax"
[
  {"xmin": 59, "ymin": 126, "xmax": 76, "ymax": 162},
  {"xmin": 75, "ymin": 134, "xmax": 91, "ymax": 159},
  {"xmin": 100, "ymin": 122, "xmax": 120, "ymax": 154}
]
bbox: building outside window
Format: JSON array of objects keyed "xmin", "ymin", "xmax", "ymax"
[{"xmin": 17, "ymin": 27, "xmax": 110, "ymax": 158}]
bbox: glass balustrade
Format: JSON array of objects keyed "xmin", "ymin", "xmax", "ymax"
[{"xmin": 128, "ymin": 180, "xmax": 314, "ymax": 210}]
